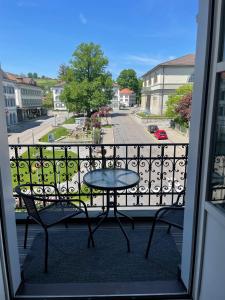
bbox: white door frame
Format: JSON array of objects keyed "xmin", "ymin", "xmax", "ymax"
[{"xmin": 0, "ymin": 69, "xmax": 21, "ymax": 296}]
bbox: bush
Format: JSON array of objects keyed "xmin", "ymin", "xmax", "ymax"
[{"xmin": 92, "ymin": 128, "xmax": 101, "ymax": 144}]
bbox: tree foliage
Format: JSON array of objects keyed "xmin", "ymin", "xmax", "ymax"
[
  {"xmin": 175, "ymin": 92, "xmax": 192, "ymax": 123},
  {"xmin": 60, "ymin": 43, "xmax": 113, "ymax": 114},
  {"xmin": 165, "ymin": 84, "xmax": 193, "ymax": 118},
  {"xmin": 43, "ymin": 91, "xmax": 53, "ymax": 109},
  {"xmin": 117, "ymin": 69, "xmax": 141, "ymax": 95}
]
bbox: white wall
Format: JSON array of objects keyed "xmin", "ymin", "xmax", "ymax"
[
  {"xmin": 0, "ymin": 70, "xmax": 21, "ymax": 295},
  {"xmin": 164, "ymin": 66, "xmax": 194, "ymax": 84},
  {"xmin": 199, "ymin": 206, "xmax": 225, "ymax": 300}
]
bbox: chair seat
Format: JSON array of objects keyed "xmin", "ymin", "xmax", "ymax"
[
  {"xmin": 159, "ymin": 208, "xmax": 184, "ymax": 228},
  {"xmin": 39, "ymin": 202, "xmax": 83, "ymax": 226}
]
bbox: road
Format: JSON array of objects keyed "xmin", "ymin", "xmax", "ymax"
[
  {"xmin": 8, "ymin": 112, "xmax": 69, "ymax": 144},
  {"xmin": 112, "ymin": 110, "xmax": 154, "ymax": 144}
]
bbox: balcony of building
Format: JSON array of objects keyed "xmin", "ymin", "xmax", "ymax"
[{"xmin": 10, "ymin": 143, "xmax": 188, "ymax": 297}]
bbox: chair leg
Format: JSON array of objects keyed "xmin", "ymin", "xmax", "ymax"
[
  {"xmin": 145, "ymin": 218, "xmax": 157, "ymax": 259},
  {"xmin": 85, "ymin": 212, "xmax": 95, "ymax": 248},
  {"xmin": 44, "ymin": 228, "xmax": 49, "ymax": 273},
  {"xmin": 24, "ymin": 216, "xmax": 29, "ymax": 249}
]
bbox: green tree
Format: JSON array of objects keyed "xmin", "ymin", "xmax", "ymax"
[
  {"xmin": 27, "ymin": 72, "xmax": 33, "ymax": 78},
  {"xmin": 58, "ymin": 64, "xmax": 69, "ymax": 80},
  {"xmin": 33, "ymin": 72, "xmax": 38, "ymax": 79},
  {"xmin": 43, "ymin": 91, "xmax": 53, "ymax": 109},
  {"xmin": 165, "ymin": 84, "xmax": 193, "ymax": 118},
  {"xmin": 60, "ymin": 43, "xmax": 113, "ymax": 114},
  {"xmin": 117, "ymin": 69, "xmax": 141, "ymax": 95}
]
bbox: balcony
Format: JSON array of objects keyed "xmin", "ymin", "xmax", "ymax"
[{"xmin": 10, "ymin": 143, "xmax": 188, "ymax": 297}]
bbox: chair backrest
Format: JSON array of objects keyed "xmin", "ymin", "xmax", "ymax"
[{"xmin": 14, "ymin": 184, "xmax": 60, "ymax": 224}]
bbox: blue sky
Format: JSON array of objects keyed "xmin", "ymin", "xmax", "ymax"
[{"xmin": 0, "ymin": 0, "xmax": 198, "ymax": 79}]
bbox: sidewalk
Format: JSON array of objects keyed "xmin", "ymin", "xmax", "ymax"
[
  {"xmin": 129, "ymin": 112, "xmax": 188, "ymax": 144},
  {"xmin": 101, "ymin": 115, "xmax": 114, "ymax": 144}
]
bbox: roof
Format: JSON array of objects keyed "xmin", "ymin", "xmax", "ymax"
[
  {"xmin": 119, "ymin": 88, "xmax": 134, "ymax": 94},
  {"xmin": 142, "ymin": 54, "xmax": 195, "ymax": 77},
  {"xmin": 3, "ymin": 72, "xmax": 39, "ymax": 86}
]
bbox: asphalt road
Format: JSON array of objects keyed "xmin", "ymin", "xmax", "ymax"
[
  {"xmin": 8, "ymin": 112, "xmax": 69, "ymax": 144},
  {"xmin": 112, "ymin": 110, "xmax": 155, "ymax": 144}
]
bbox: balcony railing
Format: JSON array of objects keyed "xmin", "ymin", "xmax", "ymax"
[{"xmin": 9, "ymin": 143, "xmax": 188, "ymax": 209}]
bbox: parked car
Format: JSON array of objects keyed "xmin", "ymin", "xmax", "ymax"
[
  {"xmin": 154, "ymin": 129, "xmax": 168, "ymax": 140},
  {"xmin": 148, "ymin": 125, "xmax": 159, "ymax": 133}
]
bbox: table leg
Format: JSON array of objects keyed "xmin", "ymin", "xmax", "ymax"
[
  {"xmin": 88, "ymin": 192, "xmax": 110, "ymax": 247},
  {"xmin": 113, "ymin": 204, "xmax": 131, "ymax": 253}
]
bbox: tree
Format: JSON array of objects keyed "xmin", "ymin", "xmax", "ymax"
[
  {"xmin": 27, "ymin": 72, "xmax": 33, "ymax": 78},
  {"xmin": 43, "ymin": 91, "xmax": 53, "ymax": 109},
  {"xmin": 117, "ymin": 69, "xmax": 141, "ymax": 95},
  {"xmin": 58, "ymin": 64, "xmax": 69, "ymax": 80},
  {"xmin": 165, "ymin": 84, "xmax": 193, "ymax": 118},
  {"xmin": 60, "ymin": 43, "xmax": 113, "ymax": 115},
  {"xmin": 175, "ymin": 92, "xmax": 192, "ymax": 124},
  {"xmin": 33, "ymin": 72, "xmax": 38, "ymax": 79}
]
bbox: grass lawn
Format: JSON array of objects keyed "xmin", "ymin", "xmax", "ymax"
[
  {"xmin": 137, "ymin": 112, "xmax": 169, "ymax": 119},
  {"xmin": 39, "ymin": 127, "xmax": 69, "ymax": 142},
  {"xmin": 101, "ymin": 124, "xmax": 112, "ymax": 128},
  {"xmin": 11, "ymin": 147, "xmax": 78, "ymax": 188},
  {"xmin": 63, "ymin": 116, "xmax": 76, "ymax": 124}
]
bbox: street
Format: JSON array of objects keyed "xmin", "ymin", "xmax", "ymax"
[
  {"xmin": 8, "ymin": 112, "xmax": 69, "ymax": 144},
  {"xmin": 112, "ymin": 110, "xmax": 154, "ymax": 143}
]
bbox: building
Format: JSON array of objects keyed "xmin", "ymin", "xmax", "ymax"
[
  {"xmin": 119, "ymin": 88, "xmax": 136, "ymax": 107},
  {"xmin": 2, "ymin": 77, "xmax": 17, "ymax": 126},
  {"xmin": 110, "ymin": 84, "xmax": 137, "ymax": 109},
  {"xmin": 141, "ymin": 54, "xmax": 195, "ymax": 115},
  {"xmin": 2, "ymin": 1, "xmax": 225, "ymax": 299},
  {"xmin": 110, "ymin": 83, "xmax": 120, "ymax": 109},
  {"xmin": 51, "ymin": 83, "xmax": 67, "ymax": 110},
  {"xmin": 4, "ymin": 72, "xmax": 43, "ymax": 121}
]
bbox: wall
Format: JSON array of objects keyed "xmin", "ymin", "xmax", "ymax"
[{"xmin": 199, "ymin": 207, "xmax": 225, "ymax": 300}]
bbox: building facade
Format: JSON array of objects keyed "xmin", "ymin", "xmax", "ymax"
[
  {"xmin": 110, "ymin": 83, "xmax": 120, "ymax": 109},
  {"xmin": 52, "ymin": 83, "xmax": 67, "ymax": 111},
  {"xmin": 2, "ymin": 79, "xmax": 17, "ymax": 126},
  {"xmin": 119, "ymin": 88, "xmax": 136, "ymax": 107},
  {"xmin": 141, "ymin": 54, "xmax": 195, "ymax": 115},
  {"xmin": 3, "ymin": 72, "xmax": 43, "ymax": 121},
  {"xmin": 110, "ymin": 85, "xmax": 137, "ymax": 109}
]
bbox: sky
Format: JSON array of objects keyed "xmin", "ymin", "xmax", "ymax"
[{"xmin": 0, "ymin": 0, "xmax": 198, "ymax": 79}]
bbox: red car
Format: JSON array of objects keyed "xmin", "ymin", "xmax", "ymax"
[{"xmin": 154, "ymin": 129, "xmax": 168, "ymax": 140}]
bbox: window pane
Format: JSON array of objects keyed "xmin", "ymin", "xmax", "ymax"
[{"xmin": 210, "ymin": 72, "xmax": 225, "ymax": 211}]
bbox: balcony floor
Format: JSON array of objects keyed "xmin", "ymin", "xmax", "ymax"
[{"xmin": 16, "ymin": 220, "xmax": 185, "ymax": 297}]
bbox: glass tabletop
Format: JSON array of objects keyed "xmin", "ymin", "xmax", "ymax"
[{"xmin": 83, "ymin": 168, "xmax": 140, "ymax": 190}]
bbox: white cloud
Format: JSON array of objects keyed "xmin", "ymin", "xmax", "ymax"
[{"xmin": 79, "ymin": 13, "xmax": 87, "ymax": 25}]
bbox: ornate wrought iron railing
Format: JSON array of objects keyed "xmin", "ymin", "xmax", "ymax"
[{"xmin": 9, "ymin": 143, "xmax": 188, "ymax": 209}]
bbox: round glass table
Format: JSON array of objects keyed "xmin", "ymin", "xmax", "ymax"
[{"xmin": 83, "ymin": 168, "xmax": 140, "ymax": 252}]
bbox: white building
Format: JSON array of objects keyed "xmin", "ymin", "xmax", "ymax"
[
  {"xmin": 110, "ymin": 84, "xmax": 137, "ymax": 109},
  {"xmin": 110, "ymin": 83, "xmax": 120, "ymax": 109},
  {"xmin": 4, "ymin": 72, "xmax": 43, "ymax": 121},
  {"xmin": 2, "ymin": 77, "xmax": 17, "ymax": 126},
  {"xmin": 52, "ymin": 83, "xmax": 67, "ymax": 110},
  {"xmin": 119, "ymin": 88, "xmax": 136, "ymax": 107},
  {"xmin": 141, "ymin": 54, "xmax": 195, "ymax": 115}
]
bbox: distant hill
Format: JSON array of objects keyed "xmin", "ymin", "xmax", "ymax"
[{"xmin": 36, "ymin": 78, "xmax": 59, "ymax": 94}]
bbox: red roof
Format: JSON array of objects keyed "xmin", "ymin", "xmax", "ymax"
[{"xmin": 119, "ymin": 88, "xmax": 134, "ymax": 94}]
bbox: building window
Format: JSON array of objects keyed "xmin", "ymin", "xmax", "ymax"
[{"xmin": 153, "ymin": 73, "xmax": 157, "ymax": 83}]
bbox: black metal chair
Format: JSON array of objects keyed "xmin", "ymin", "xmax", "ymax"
[
  {"xmin": 145, "ymin": 190, "xmax": 185, "ymax": 259},
  {"xmin": 15, "ymin": 184, "xmax": 95, "ymax": 272}
]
